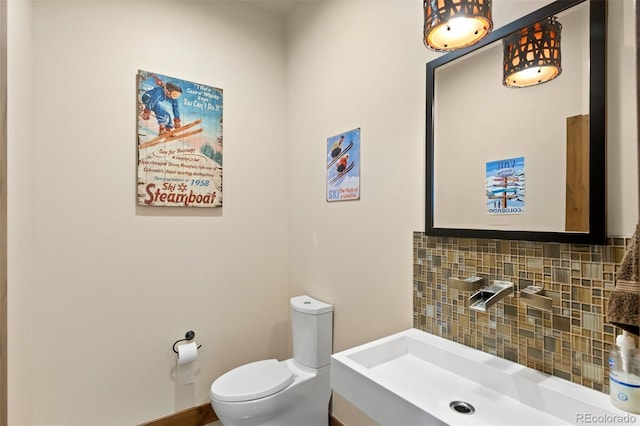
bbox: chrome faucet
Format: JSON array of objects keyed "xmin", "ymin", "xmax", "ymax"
[{"xmin": 468, "ymin": 280, "xmax": 514, "ymax": 312}]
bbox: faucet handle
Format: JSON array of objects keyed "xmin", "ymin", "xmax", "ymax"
[
  {"xmin": 447, "ymin": 276, "xmax": 483, "ymax": 291},
  {"xmin": 520, "ymin": 285, "xmax": 552, "ymax": 311}
]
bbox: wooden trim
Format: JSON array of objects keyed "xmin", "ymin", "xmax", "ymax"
[
  {"xmin": 138, "ymin": 404, "xmax": 343, "ymax": 426},
  {"xmin": 0, "ymin": 0, "xmax": 8, "ymax": 423},
  {"xmin": 329, "ymin": 412, "xmax": 346, "ymax": 426},
  {"xmin": 138, "ymin": 403, "xmax": 218, "ymax": 426},
  {"xmin": 565, "ymin": 114, "xmax": 590, "ymax": 232}
]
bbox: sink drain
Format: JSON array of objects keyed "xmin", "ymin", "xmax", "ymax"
[{"xmin": 449, "ymin": 401, "xmax": 475, "ymax": 415}]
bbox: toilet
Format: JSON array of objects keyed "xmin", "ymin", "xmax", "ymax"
[{"xmin": 210, "ymin": 295, "xmax": 333, "ymax": 426}]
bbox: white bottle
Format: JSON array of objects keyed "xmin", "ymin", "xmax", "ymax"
[{"xmin": 610, "ymin": 332, "xmax": 640, "ymax": 414}]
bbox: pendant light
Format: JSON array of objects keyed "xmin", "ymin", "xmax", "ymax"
[
  {"xmin": 423, "ymin": 0, "xmax": 493, "ymax": 52},
  {"xmin": 503, "ymin": 17, "xmax": 562, "ymax": 88}
]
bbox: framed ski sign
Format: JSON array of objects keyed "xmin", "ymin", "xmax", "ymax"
[
  {"xmin": 136, "ymin": 70, "xmax": 223, "ymax": 207},
  {"xmin": 486, "ymin": 156, "xmax": 525, "ymax": 215},
  {"xmin": 326, "ymin": 128, "xmax": 360, "ymax": 202}
]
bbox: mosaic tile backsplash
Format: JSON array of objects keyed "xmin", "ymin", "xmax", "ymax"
[{"xmin": 413, "ymin": 233, "xmax": 633, "ymax": 394}]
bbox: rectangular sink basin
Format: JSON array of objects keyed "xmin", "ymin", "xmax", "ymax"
[{"xmin": 331, "ymin": 328, "xmax": 639, "ymax": 425}]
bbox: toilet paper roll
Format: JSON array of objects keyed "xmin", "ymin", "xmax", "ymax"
[
  {"xmin": 176, "ymin": 342, "xmax": 198, "ymax": 385},
  {"xmin": 177, "ymin": 342, "xmax": 198, "ymax": 366}
]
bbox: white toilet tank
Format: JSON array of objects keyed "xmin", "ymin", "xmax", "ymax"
[{"xmin": 290, "ymin": 295, "xmax": 333, "ymax": 369}]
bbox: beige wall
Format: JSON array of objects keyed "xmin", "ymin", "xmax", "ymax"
[
  {"xmin": 285, "ymin": 2, "xmax": 425, "ymax": 424},
  {"xmin": 8, "ymin": 1, "xmax": 34, "ymax": 425},
  {"xmin": 608, "ymin": 0, "xmax": 639, "ymax": 234},
  {"xmin": 10, "ymin": 1, "xmax": 290, "ymax": 424}
]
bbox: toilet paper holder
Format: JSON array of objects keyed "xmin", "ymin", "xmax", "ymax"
[{"xmin": 172, "ymin": 330, "xmax": 202, "ymax": 354}]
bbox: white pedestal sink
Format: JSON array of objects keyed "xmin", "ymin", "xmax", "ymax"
[{"xmin": 331, "ymin": 328, "xmax": 639, "ymax": 425}]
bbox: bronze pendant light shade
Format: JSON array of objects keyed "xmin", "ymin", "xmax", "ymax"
[
  {"xmin": 503, "ymin": 17, "xmax": 562, "ymax": 88},
  {"xmin": 423, "ymin": 0, "xmax": 493, "ymax": 52}
]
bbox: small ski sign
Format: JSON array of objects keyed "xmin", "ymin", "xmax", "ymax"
[{"xmin": 326, "ymin": 128, "xmax": 360, "ymax": 202}]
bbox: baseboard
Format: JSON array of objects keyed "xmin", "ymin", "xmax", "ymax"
[
  {"xmin": 330, "ymin": 412, "xmax": 346, "ymax": 426},
  {"xmin": 140, "ymin": 403, "xmax": 342, "ymax": 426},
  {"xmin": 139, "ymin": 402, "xmax": 218, "ymax": 426}
]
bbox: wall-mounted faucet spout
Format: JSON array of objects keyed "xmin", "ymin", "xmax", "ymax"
[{"xmin": 468, "ymin": 280, "xmax": 514, "ymax": 312}]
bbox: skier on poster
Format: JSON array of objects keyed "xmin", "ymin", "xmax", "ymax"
[
  {"xmin": 336, "ymin": 154, "xmax": 350, "ymax": 173},
  {"xmin": 329, "ymin": 135, "xmax": 344, "ymax": 159},
  {"xmin": 141, "ymin": 74, "xmax": 183, "ymax": 135}
]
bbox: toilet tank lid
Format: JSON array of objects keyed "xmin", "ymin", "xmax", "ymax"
[
  {"xmin": 210, "ymin": 359, "xmax": 294, "ymax": 402},
  {"xmin": 290, "ymin": 295, "xmax": 333, "ymax": 314}
]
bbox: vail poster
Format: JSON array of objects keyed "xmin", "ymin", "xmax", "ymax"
[
  {"xmin": 327, "ymin": 128, "xmax": 360, "ymax": 202},
  {"xmin": 136, "ymin": 70, "xmax": 223, "ymax": 207},
  {"xmin": 486, "ymin": 156, "xmax": 525, "ymax": 214}
]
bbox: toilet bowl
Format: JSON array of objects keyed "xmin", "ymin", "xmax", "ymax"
[
  {"xmin": 210, "ymin": 295, "xmax": 333, "ymax": 426},
  {"xmin": 211, "ymin": 359, "xmax": 330, "ymax": 426}
]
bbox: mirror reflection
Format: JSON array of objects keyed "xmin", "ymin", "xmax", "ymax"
[{"xmin": 426, "ymin": 0, "xmax": 606, "ymax": 244}]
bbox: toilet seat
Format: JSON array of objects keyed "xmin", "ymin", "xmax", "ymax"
[{"xmin": 211, "ymin": 359, "xmax": 294, "ymax": 402}]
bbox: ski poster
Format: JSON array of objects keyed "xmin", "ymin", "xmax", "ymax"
[
  {"xmin": 326, "ymin": 128, "xmax": 360, "ymax": 202},
  {"xmin": 136, "ymin": 70, "xmax": 223, "ymax": 208},
  {"xmin": 486, "ymin": 156, "xmax": 525, "ymax": 214}
]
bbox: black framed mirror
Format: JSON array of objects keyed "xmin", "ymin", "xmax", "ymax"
[{"xmin": 425, "ymin": 0, "xmax": 606, "ymax": 244}]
